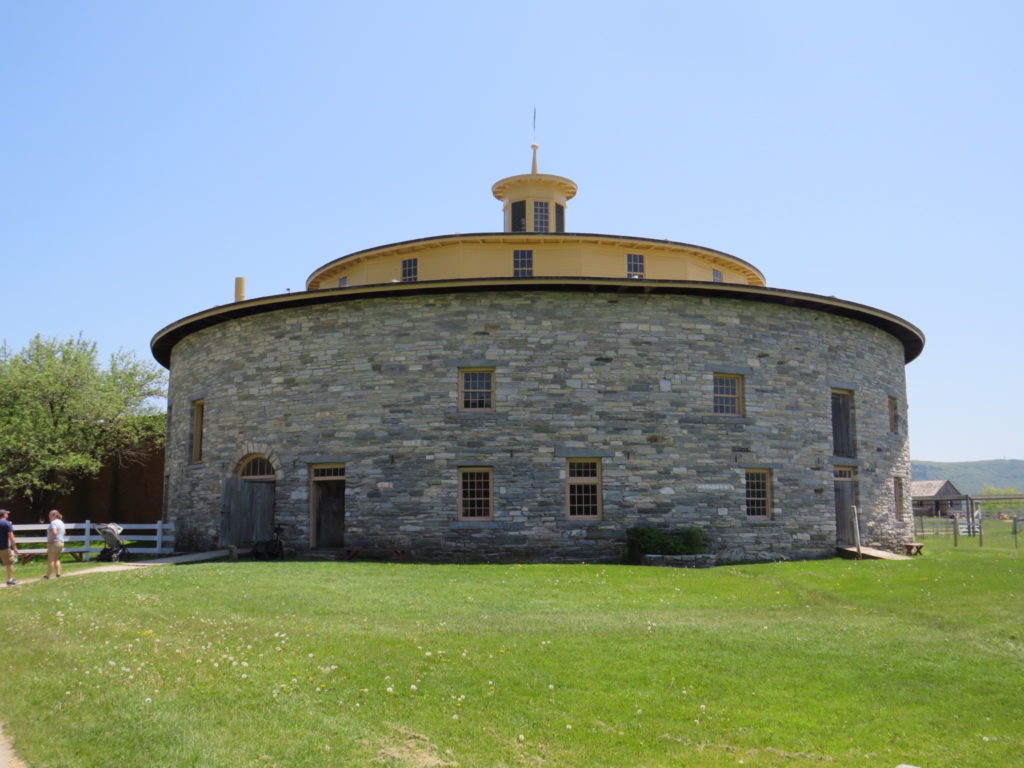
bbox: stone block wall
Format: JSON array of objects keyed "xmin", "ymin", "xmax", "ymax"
[{"xmin": 163, "ymin": 289, "xmax": 914, "ymax": 562}]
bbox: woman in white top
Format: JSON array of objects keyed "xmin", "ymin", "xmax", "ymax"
[{"xmin": 45, "ymin": 509, "xmax": 66, "ymax": 580}]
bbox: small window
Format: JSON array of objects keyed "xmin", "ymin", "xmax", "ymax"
[
  {"xmin": 238, "ymin": 454, "xmax": 275, "ymax": 479},
  {"xmin": 459, "ymin": 467, "xmax": 493, "ymax": 519},
  {"xmin": 567, "ymin": 459, "xmax": 602, "ymax": 518},
  {"xmin": 510, "ymin": 200, "xmax": 526, "ymax": 232},
  {"xmin": 533, "ymin": 201, "xmax": 550, "ymax": 232},
  {"xmin": 190, "ymin": 399, "xmax": 205, "ymax": 463},
  {"xmin": 459, "ymin": 368, "xmax": 494, "ymax": 411},
  {"xmin": 338, "ymin": 277, "xmax": 348, "ymax": 288},
  {"xmin": 312, "ymin": 465, "xmax": 345, "ymax": 480},
  {"xmin": 893, "ymin": 476, "xmax": 905, "ymax": 521},
  {"xmin": 627, "ymin": 253, "xmax": 645, "ymax": 279},
  {"xmin": 888, "ymin": 396, "xmax": 899, "ymax": 434},
  {"xmin": 712, "ymin": 268, "xmax": 724, "ymax": 283},
  {"xmin": 713, "ymin": 374, "xmax": 744, "ymax": 415},
  {"xmin": 401, "ymin": 258, "xmax": 418, "ymax": 282},
  {"xmin": 555, "ymin": 203, "xmax": 565, "ymax": 233},
  {"xmin": 745, "ymin": 469, "xmax": 772, "ymax": 519},
  {"xmin": 513, "ymin": 249, "xmax": 533, "ymax": 278}
]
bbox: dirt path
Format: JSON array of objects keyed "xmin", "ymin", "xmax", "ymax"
[{"xmin": 0, "ymin": 722, "xmax": 27, "ymax": 768}]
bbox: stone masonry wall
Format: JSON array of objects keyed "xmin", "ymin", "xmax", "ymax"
[{"xmin": 162, "ymin": 289, "xmax": 914, "ymax": 562}]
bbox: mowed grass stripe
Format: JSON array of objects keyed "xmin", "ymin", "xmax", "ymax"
[{"xmin": 1, "ymin": 524, "xmax": 1020, "ymax": 767}]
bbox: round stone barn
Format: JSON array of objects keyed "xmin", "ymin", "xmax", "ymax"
[{"xmin": 152, "ymin": 148, "xmax": 924, "ymax": 563}]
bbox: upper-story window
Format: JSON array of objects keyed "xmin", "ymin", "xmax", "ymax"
[
  {"xmin": 338, "ymin": 277, "xmax": 348, "ymax": 288},
  {"xmin": 713, "ymin": 374, "xmax": 744, "ymax": 415},
  {"xmin": 401, "ymin": 258, "xmax": 418, "ymax": 283},
  {"xmin": 459, "ymin": 368, "xmax": 495, "ymax": 411},
  {"xmin": 513, "ymin": 249, "xmax": 533, "ymax": 278},
  {"xmin": 888, "ymin": 396, "xmax": 900, "ymax": 434},
  {"xmin": 533, "ymin": 201, "xmax": 550, "ymax": 232},
  {"xmin": 510, "ymin": 201, "xmax": 526, "ymax": 232},
  {"xmin": 712, "ymin": 268, "xmax": 724, "ymax": 283},
  {"xmin": 831, "ymin": 389, "xmax": 856, "ymax": 457},
  {"xmin": 627, "ymin": 253, "xmax": 645, "ymax": 279}
]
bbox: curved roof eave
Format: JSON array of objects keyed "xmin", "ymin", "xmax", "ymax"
[
  {"xmin": 151, "ymin": 277, "xmax": 924, "ymax": 368},
  {"xmin": 305, "ymin": 232, "xmax": 765, "ymax": 287}
]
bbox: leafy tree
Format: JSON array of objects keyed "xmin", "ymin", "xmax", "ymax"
[{"xmin": 0, "ymin": 335, "xmax": 166, "ymax": 516}]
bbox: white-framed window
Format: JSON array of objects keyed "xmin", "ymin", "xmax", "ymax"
[
  {"xmin": 533, "ymin": 201, "xmax": 550, "ymax": 232},
  {"xmin": 459, "ymin": 467, "xmax": 493, "ymax": 519},
  {"xmin": 401, "ymin": 258, "xmax": 418, "ymax": 282},
  {"xmin": 627, "ymin": 253, "xmax": 645, "ymax": 279},
  {"xmin": 567, "ymin": 459, "xmax": 602, "ymax": 518},
  {"xmin": 712, "ymin": 268, "xmax": 724, "ymax": 283}
]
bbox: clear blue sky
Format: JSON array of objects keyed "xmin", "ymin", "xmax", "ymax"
[{"xmin": 1, "ymin": 1, "xmax": 1020, "ymax": 463}]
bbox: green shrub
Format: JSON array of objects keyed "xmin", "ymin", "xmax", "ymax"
[{"xmin": 625, "ymin": 525, "xmax": 709, "ymax": 562}]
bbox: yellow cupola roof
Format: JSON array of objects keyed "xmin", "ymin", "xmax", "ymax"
[{"xmin": 491, "ymin": 144, "xmax": 577, "ymax": 233}]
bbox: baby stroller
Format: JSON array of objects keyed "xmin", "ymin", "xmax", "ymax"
[{"xmin": 95, "ymin": 523, "xmax": 130, "ymax": 562}]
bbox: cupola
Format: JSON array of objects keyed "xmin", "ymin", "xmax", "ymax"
[{"xmin": 491, "ymin": 144, "xmax": 577, "ymax": 233}]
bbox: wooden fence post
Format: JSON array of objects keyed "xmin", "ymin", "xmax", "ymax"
[{"xmin": 852, "ymin": 505, "xmax": 862, "ymax": 560}]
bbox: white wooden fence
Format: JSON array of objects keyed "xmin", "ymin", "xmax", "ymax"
[{"xmin": 13, "ymin": 521, "xmax": 175, "ymax": 561}]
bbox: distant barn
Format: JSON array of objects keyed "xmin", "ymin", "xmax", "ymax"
[{"xmin": 911, "ymin": 480, "xmax": 964, "ymax": 517}]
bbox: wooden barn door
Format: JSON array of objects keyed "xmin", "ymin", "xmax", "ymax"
[{"xmin": 220, "ymin": 478, "xmax": 275, "ymax": 546}]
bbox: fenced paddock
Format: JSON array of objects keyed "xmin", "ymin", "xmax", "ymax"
[
  {"xmin": 13, "ymin": 521, "xmax": 175, "ymax": 562},
  {"xmin": 913, "ymin": 514, "xmax": 1020, "ymax": 549}
]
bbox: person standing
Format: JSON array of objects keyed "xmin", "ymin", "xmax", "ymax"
[
  {"xmin": 0, "ymin": 509, "xmax": 20, "ymax": 586},
  {"xmin": 45, "ymin": 509, "xmax": 66, "ymax": 580}
]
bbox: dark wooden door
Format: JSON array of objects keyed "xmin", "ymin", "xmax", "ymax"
[
  {"xmin": 314, "ymin": 480, "xmax": 346, "ymax": 547},
  {"xmin": 220, "ymin": 478, "xmax": 275, "ymax": 546},
  {"xmin": 834, "ymin": 473, "xmax": 858, "ymax": 547}
]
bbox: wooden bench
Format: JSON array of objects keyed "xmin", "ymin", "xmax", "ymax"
[{"xmin": 903, "ymin": 542, "xmax": 924, "ymax": 556}]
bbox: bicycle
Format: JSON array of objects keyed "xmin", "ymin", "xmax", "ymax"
[{"xmin": 251, "ymin": 524, "xmax": 285, "ymax": 561}]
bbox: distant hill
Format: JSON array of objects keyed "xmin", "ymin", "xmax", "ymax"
[{"xmin": 911, "ymin": 459, "xmax": 1024, "ymax": 495}]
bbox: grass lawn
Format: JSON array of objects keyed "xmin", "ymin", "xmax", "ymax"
[{"xmin": 1, "ymin": 523, "xmax": 1021, "ymax": 768}]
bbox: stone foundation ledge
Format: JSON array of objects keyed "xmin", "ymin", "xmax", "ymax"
[{"xmin": 642, "ymin": 553, "xmax": 719, "ymax": 568}]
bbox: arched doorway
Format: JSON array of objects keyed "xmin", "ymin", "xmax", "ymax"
[{"xmin": 220, "ymin": 453, "xmax": 277, "ymax": 547}]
